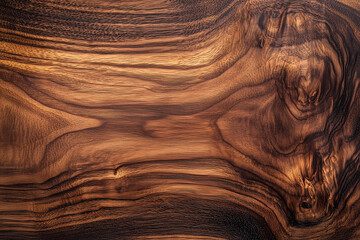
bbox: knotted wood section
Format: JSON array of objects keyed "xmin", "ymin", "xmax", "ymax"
[{"xmin": 1, "ymin": 0, "xmax": 360, "ymax": 239}]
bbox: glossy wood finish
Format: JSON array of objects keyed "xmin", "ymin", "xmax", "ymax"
[{"xmin": 1, "ymin": 0, "xmax": 360, "ymax": 239}]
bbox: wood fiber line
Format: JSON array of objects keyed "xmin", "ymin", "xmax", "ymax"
[{"xmin": 1, "ymin": 0, "xmax": 360, "ymax": 239}]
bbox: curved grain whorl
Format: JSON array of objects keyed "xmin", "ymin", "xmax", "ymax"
[{"xmin": 0, "ymin": 0, "xmax": 360, "ymax": 239}]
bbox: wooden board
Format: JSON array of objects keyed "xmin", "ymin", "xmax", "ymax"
[{"xmin": 1, "ymin": 0, "xmax": 360, "ymax": 239}]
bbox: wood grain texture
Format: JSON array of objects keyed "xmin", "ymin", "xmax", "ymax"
[{"xmin": 1, "ymin": 0, "xmax": 360, "ymax": 239}]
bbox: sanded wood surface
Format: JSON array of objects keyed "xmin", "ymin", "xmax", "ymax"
[{"xmin": 1, "ymin": 0, "xmax": 360, "ymax": 239}]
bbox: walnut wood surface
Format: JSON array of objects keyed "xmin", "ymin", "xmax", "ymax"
[{"xmin": 1, "ymin": 0, "xmax": 360, "ymax": 239}]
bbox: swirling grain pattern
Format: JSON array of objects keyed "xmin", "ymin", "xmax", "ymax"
[{"xmin": 0, "ymin": 0, "xmax": 360, "ymax": 239}]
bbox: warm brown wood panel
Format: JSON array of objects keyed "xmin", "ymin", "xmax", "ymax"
[{"xmin": 1, "ymin": 0, "xmax": 360, "ymax": 239}]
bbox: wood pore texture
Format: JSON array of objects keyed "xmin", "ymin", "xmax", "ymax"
[{"xmin": 1, "ymin": 0, "xmax": 360, "ymax": 239}]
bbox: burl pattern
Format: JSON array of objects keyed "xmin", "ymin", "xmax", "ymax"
[{"xmin": 1, "ymin": 0, "xmax": 360, "ymax": 239}]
